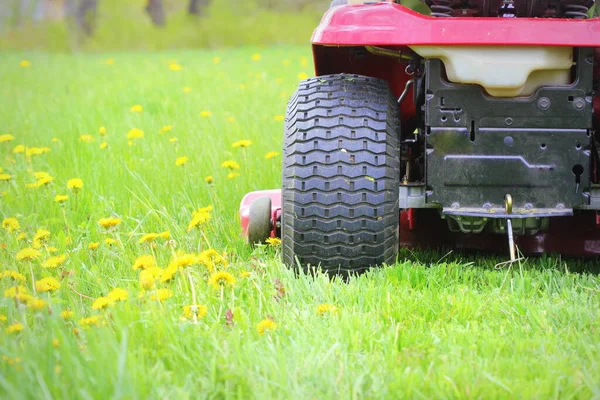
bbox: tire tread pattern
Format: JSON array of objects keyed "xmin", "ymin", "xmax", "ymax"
[{"xmin": 281, "ymin": 74, "xmax": 400, "ymax": 274}]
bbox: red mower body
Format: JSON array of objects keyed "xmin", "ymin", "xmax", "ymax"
[{"xmin": 241, "ymin": 1, "xmax": 600, "ymax": 264}]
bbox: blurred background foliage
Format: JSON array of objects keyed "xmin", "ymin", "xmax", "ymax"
[{"xmin": 0, "ymin": 0, "xmax": 331, "ymax": 51}]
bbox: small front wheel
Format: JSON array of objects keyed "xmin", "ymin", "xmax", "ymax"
[{"xmin": 247, "ymin": 196, "xmax": 273, "ymax": 246}]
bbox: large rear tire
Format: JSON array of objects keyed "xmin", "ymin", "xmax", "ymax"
[{"xmin": 281, "ymin": 74, "xmax": 400, "ymax": 275}]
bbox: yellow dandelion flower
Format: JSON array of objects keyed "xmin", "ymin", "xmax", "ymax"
[
  {"xmin": 257, "ymin": 319, "xmax": 277, "ymax": 335},
  {"xmin": 205, "ymin": 175, "xmax": 214, "ymax": 184},
  {"xmin": 27, "ymin": 298, "xmax": 47, "ymax": 311},
  {"xmin": 316, "ymin": 303, "xmax": 339, "ymax": 315},
  {"xmin": 16, "ymin": 247, "xmax": 41, "ymax": 261},
  {"xmin": 79, "ymin": 135, "xmax": 94, "ymax": 142},
  {"xmin": 132, "ymin": 254, "xmax": 157, "ymax": 270},
  {"xmin": 273, "ymin": 115, "xmax": 285, "ymax": 122},
  {"xmin": 221, "ymin": 160, "xmax": 240, "ymax": 169},
  {"xmin": 26, "ymin": 147, "xmax": 51, "ymax": 157},
  {"xmin": 6, "ymin": 323, "xmax": 24, "ymax": 334},
  {"xmin": 52, "ymin": 338, "xmax": 60, "ymax": 348},
  {"xmin": 54, "ymin": 194, "xmax": 69, "ymax": 203},
  {"xmin": 99, "ymin": 142, "xmax": 108, "ymax": 149},
  {"xmin": 138, "ymin": 230, "xmax": 170, "ymax": 244},
  {"xmin": 127, "ymin": 128, "xmax": 144, "ymax": 139},
  {"xmin": 52, "ymin": 137, "xmax": 59, "ymax": 143},
  {"xmin": 0, "ymin": 134, "xmax": 14, "ymax": 143},
  {"xmin": 46, "ymin": 246, "xmax": 59, "ymax": 253},
  {"xmin": 2, "ymin": 217, "xmax": 20, "ymax": 232},
  {"xmin": 168, "ymin": 253, "xmax": 198, "ymax": 270},
  {"xmin": 169, "ymin": 137, "xmax": 178, "ymax": 143},
  {"xmin": 61, "ymin": 310, "xmax": 74, "ymax": 319},
  {"xmin": 265, "ymin": 237, "xmax": 281, "ymax": 246},
  {"xmin": 198, "ymin": 249, "xmax": 227, "ymax": 271},
  {"xmin": 12, "ymin": 144, "xmax": 25, "ymax": 153},
  {"xmin": 92, "ymin": 296, "xmax": 114, "ymax": 310},
  {"xmin": 160, "ymin": 265, "xmax": 178, "ymax": 283},
  {"xmin": 232, "ymin": 140, "xmax": 252, "ymax": 148},
  {"xmin": 20, "ymin": 60, "xmax": 31, "ymax": 68},
  {"xmin": 265, "ymin": 151, "xmax": 280, "ymax": 159},
  {"xmin": 104, "ymin": 238, "xmax": 117, "ymax": 246},
  {"xmin": 99, "ymin": 126, "xmax": 106, "ymax": 135},
  {"xmin": 98, "ymin": 217, "xmax": 122, "ymax": 229},
  {"xmin": 298, "ymin": 72, "xmax": 309, "ymax": 80},
  {"xmin": 183, "ymin": 87, "xmax": 192, "ymax": 93},
  {"xmin": 106, "ymin": 58, "xmax": 115, "ymax": 65},
  {"xmin": 42, "ymin": 254, "xmax": 68, "ymax": 269},
  {"xmin": 200, "ymin": 110, "xmax": 212, "ymax": 118},
  {"xmin": 79, "ymin": 316, "xmax": 100, "ymax": 328},
  {"xmin": 187, "ymin": 205, "xmax": 213, "ymax": 231},
  {"xmin": 169, "ymin": 63, "xmax": 182, "ymax": 71},
  {"xmin": 16, "ymin": 232, "xmax": 27, "ymax": 241},
  {"xmin": 183, "ymin": 304, "xmax": 208, "ymax": 320},
  {"xmin": 35, "ymin": 277, "xmax": 61, "ymax": 292},
  {"xmin": 1, "ymin": 270, "xmax": 26, "ymax": 282},
  {"xmin": 0, "ymin": 173, "xmax": 12, "ymax": 181},
  {"xmin": 251, "ymin": 53, "xmax": 262, "ymax": 61},
  {"xmin": 67, "ymin": 178, "xmax": 83, "ymax": 190},
  {"xmin": 227, "ymin": 172, "xmax": 240, "ymax": 179},
  {"xmin": 226, "ymin": 116, "xmax": 235, "ymax": 123},
  {"xmin": 130, "ymin": 105, "xmax": 143, "ymax": 113},
  {"xmin": 26, "ymin": 171, "xmax": 54, "ymax": 188},
  {"xmin": 89, "ymin": 242, "xmax": 100, "ymax": 250},
  {"xmin": 240, "ymin": 271, "xmax": 251, "ymax": 278},
  {"xmin": 150, "ymin": 288, "xmax": 173, "ymax": 301},
  {"xmin": 207, "ymin": 271, "xmax": 236, "ymax": 290},
  {"xmin": 175, "ymin": 156, "xmax": 189, "ymax": 166},
  {"xmin": 4, "ymin": 285, "xmax": 29, "ymax": 299},
  {"xmin": 0, "ymin": 315, "xmax": 6, "ymax": 322},
  {"xmin": 107, "ymin": 287, "xmax": 128, "ymax": 301},
  {"xmin": 139, "ymin": 266, "xmax": 163, "ymax": 289},
  {"xmin": 33, "ymin": 228, "xmax": 51, "ymax": 245},
  {"xmin": 213, "ymin": 56, "xmax": 221, "ymax": 64},
  {"xmin": 160, "ymin": 125, "xmax": 172, "ymax": 134}
]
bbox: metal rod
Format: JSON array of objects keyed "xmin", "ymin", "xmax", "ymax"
[
  {"xmin": 506, "ymin": 218, "xmax": 516, "ymax": 261},
  {"xmin": 397, "ymin": 79, "xmax": 414, "ymax": 105},
  {"xmin": 365, "ymin": 46, "xmax": 414, "ymax": 61}
]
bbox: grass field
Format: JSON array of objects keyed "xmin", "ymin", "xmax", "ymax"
[{"xmin": 1, "ymin": 46, "xmax": 600, "ymax": 399}]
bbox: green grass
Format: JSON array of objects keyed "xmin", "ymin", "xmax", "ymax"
[
  {"xmin": 0, "ymin": 0, "xmax": 325, "ymax": 52},
  {"xmin": 1, "ymin": 47, "xmax": 600, "ymax": 399}
]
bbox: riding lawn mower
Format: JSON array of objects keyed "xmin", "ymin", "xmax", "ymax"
[{"xmin": 240, "ymin": 0, "xmax": 600, "ymax": 275}]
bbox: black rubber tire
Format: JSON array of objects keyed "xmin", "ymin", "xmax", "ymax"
[
  {"xmin": 281, "ymin": 74, "xmax": 400, "ymax": 275},
  {"xmin": 248, "ymin": 196, "xmax": 272, "ymax": 246}
]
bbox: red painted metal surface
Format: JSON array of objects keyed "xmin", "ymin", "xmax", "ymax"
[
  {"xmin": 239, "ymin": 189, "xmax": 281, "ymax": 239},
  {"xmin": 240, "ymin": 190, "xmax": 600, "ymax": 256},
  {"xmin": 312, "ymin": 3, "xmax": 600, "ymax": 47},
  {"xmin": 400, "ymin": 209, "xmax": 600, "ymax": 256}
]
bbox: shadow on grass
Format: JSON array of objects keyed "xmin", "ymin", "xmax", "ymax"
[{"xmin": 397, "ymin": 246, "xmax": 600, "ymax": 275}]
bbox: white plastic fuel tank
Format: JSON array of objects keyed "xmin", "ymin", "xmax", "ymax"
[{"xmin": 409, "ymin": 46, "xmax": 573, "ymax": 97}]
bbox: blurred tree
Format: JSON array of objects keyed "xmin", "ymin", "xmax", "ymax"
[
  {"xmin": 76, "ymin": 0, "xmax": 98, "ymax": 36},
  {"xmin": 188, "ymin": 0, "xmax": 211, "ymax": 15},
  {"xmin": 145, "ymin": 0, "xmax": 166, "ymax": 26}
]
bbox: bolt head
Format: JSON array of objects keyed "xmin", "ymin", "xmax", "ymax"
[{"xmin": 537, "ymin": 97, "xmax": 551, "ymax": 110}]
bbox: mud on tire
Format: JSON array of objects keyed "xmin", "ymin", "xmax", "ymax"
[{"xmin": 281, "ymin": 74, "xmax": 400, "ymax": 275}]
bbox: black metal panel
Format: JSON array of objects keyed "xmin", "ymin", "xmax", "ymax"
[{"xmin": 424, "ymin": 47, "xmax": 595, "ymax": 216}]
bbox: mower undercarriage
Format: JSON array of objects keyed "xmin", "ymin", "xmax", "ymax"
[{"xmin": 240, "ymin": 2, "xmax": 600, "ymax": 273}]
